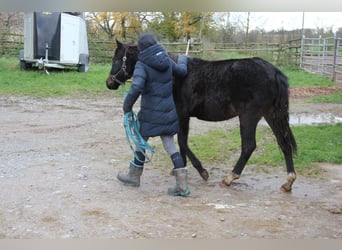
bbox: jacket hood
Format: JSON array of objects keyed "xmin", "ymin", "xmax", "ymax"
[
  {"xmin": 138, "ymin": 44, "xmax": 170, "ymax": 72},
  {"xmin": 138, "ymin": 33, "xmax": 157, "ymax": 51}
]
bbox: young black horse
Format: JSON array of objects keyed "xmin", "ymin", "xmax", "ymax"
[{"xmin": 106, "ymin": 40, "xmax": 297, "ymax": 192}]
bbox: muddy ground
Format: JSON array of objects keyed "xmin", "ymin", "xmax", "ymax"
[{"xmin": 0, "ymin": 88, "xmax": 341, "ymax": 239}]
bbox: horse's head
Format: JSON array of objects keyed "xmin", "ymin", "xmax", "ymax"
[{"xmin": 106, "ymin": 39, "xmax": 139, "ymax": 90}]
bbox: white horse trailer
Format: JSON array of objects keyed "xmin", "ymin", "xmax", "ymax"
[{"xmin": 19, "ymin": 12, "xmax": 89, "ymax": 72}]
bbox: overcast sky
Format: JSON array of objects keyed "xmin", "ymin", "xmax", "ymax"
[{"xmin": 226, "ymin": 12, "xmax": 342, "ymax": 32}]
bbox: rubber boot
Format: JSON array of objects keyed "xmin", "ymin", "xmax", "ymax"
[
  {"xmin": 167, "ymin": 168, "xmax": 190, "ymax": 196},
  {"xmin": 117, "ymin": 151, "xmax": 144, "ymax": 187},
  {"xmin": 167, "ymin": 152, "xmax": 190, "ymax": 196}
]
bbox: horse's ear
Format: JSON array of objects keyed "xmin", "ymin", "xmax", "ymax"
[{"xmin": 116, "ymin": 38, "xmax": 122, "ymax": 48}]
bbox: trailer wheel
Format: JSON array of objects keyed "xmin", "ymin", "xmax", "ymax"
[
  {"xmin": 78, "ymin": 53, "xmax": 89, "ymax": 72},
  {"xmin": 19, "ymin": 50, "xmax": 32, "ymax": 70},
  {"xmin": 78, "ymin": 64, "xmax": 87, "ymax": 72},
  {"xmin": 20, "ymin": 60, "xmax": 32, "ymax": 70}
]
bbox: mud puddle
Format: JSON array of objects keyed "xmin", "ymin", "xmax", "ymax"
[
  {"xmin": 289, "ymin": 112, "xmax": 342, "ymax": 125},
  {"xmin": 258, "ymin": 112, "xmax": 342, "ymax": 126}
]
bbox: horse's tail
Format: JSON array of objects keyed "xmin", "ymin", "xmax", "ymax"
[{"xmin": 273, "ymin": 68, "xmax": 297, "ymax": 154}]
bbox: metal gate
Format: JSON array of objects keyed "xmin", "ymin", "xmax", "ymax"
[{"xmin": 300, "ymin": 35, "xmax": 342, "ymax": 83}]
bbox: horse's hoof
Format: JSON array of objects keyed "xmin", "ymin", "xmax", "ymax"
[
  {"xmin": 219, "ymin": 180, "xmax": 229, "ymax": 187},
  {"xmin": 280, "ymin": 172, "xmax": 296, "ymax": 192},
  {"xmin": 220, "ymin": 172, "xmax": 240, "ymax": 187},
  {"xmin": 280, "ymin": 186, "xmax": 291, "ymax": 193},
  {"xmin": 200, "ymin": 169, "xmax": 209, "ymax": 181}
]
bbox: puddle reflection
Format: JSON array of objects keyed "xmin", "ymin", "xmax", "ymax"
[
  {"xmin": 260, "ymin": 113, "xmax": 342, "ymax": 126},
  {"xmin": 289, "ymin": 113, "xmax": 342, "ymax": 125}
]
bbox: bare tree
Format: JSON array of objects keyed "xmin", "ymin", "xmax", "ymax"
[{"xmin": 86, "ymin": 12, "xmax": 116, "ymax": 39}]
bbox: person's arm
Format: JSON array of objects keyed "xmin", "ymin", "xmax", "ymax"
[
  {"xmin": 172, "ymin": 54, "xmax": 188, "ymax": 78},
  {"xmin": 123, "ymin": 62, "xmax": 146, "ymax": 113}
]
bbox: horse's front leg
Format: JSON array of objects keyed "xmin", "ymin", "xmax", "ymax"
[{"xmin": 178, "ymin": 116, "xmax": 209, "ymax": 181}]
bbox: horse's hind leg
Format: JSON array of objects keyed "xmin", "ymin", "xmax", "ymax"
[
  {"xmin": 264, "ymin": 115, "xmax": 297, "ymax": 192},
  {"xmin": 221, "ymin": 114, "xmax": 259, "ymax": 187}
]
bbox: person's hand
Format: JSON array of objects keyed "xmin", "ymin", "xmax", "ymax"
[
  {"xmin": 123, "ymin": 105, "xmax": 131, "ymax": 114},
  {"xmin": 124, "ymin": 111, "xmax": 132, "ymax": 123},
  {"xmin": 178, "ymin": 54, "xmax": 188, "ymax": 64}
]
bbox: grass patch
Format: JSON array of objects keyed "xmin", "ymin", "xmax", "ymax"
[
  {"xmin": 188, "ymin": 124, "xmax": 342, "ymax": 176},
  {"xmin": 189, "ymin": 129, "xmax": 241, "ymax": 162},
  {"xmin": 309, "ymin": 93, "xmax": 342, "ymax": 104},
  {"xmin": 282, "ymin": 68, "xmax": 336, "ymax": 87},
  {"xmin": 0, "ymin": 56, "xmax": 119, "ymax": 97}
]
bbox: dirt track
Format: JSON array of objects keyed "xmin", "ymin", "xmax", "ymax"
[{"xmin": 0, "ymin": 91, "xmax": 341, "ymax": 239}]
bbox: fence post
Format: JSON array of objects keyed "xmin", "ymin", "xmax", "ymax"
[
  {"xmin": 299, "ymin": 35, "xmax": 305, "ymax": 69},
  {"xmin": 322, "ymin": 36, "xmax": 326, "ymax": 76},
  {"xmin": 332, "ymin": 33, "xmax": 338, "ymax": 82}
]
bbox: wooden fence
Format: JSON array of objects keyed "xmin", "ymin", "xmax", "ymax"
[
  {"xmin": 0, "ymin": 32, "xmax": 204, "ymax": 63},
  {"xmin": 0, "ymin": 32, "xmax": 24, "ymax": 57},
  {"xmin": 91, "ymin": 40, "xmax": 301, "ymax": 66},
  {"xmin": 0, "ymin": 30, "xmax": 302, "ymax": 69},
  {"xmin": 87, "ymin": 40, "xmax": 204, "ymax": 63},
  {"xmin": 209, "ymin": 39, "xmax": 301, "ymax": 66},
  {"xmin": 88, "ymin": 39, "xmax": 116, "ymax": 63}
]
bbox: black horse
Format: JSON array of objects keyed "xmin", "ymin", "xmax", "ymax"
[{"xmin": 106, "ymin": 40, "xmax": 297, "ymax": 192}]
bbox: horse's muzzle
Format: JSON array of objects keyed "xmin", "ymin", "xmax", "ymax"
[{"xmin": 106, "ymin": 76, "xmax": 120, "ymax": 90}]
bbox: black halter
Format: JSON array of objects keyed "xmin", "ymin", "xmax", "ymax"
[{"xmin": 110, "ymin": 47, "xmax": 129, "ymax": 85}]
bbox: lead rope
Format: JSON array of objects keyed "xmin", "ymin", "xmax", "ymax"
[
  {"xmin": 123, "ymin": 111, "xmax": 155, "ymax": 163},
  {"xmin": 121, "ymin": 84, "xmax": 155, "ymax": 163}
]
